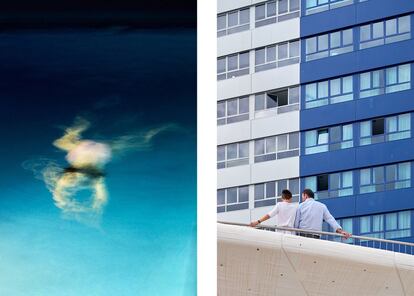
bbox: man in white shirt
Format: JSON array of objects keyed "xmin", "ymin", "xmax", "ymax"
[{"xmin": 250, "ymin": 189, "xmax": 298, "ymax": 233}]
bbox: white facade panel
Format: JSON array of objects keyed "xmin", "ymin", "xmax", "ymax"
[
  {"xmin": 218, "ymin": 120, "xmax": 251, "ymax": 145},
  {"xmin": 218, "ymin": 75, "xmax": 252, "ymax": 99},
  {"xmin": 252, "ymin": 18, "xmax": 300, "ymax": 48},
  {"xmin": 251, "ymin": 110, "xmax": 299, "ymax": 139},
  {"xmin": 217, "ymin": 0, "xmax": 252, "ymax": 14},
  {"xmin": 218, "ymin": 30, "xmax": 252, "ymax": 57},
  {"xmin": 251, "ymin": 156, "xmax": 299, "ymax": 183},
  {"xmin": 217, "ymin": 209, "xmax": 251, "ymax": 223},
  {"xmin": 218, "ymin": 165, "xmax": 251, "ymax": 189},
  {"xmin": 251, "ymin": 64, "xmax": 300, "ymax": 94}
]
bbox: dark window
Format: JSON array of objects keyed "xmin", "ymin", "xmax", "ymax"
[
  {"xmin": 317, "ymin": 174, "xmax": 329, "ymax": 191},
  {"xmin": 372, "ymin": 118, "xmax": 385, "ymax": 135}
]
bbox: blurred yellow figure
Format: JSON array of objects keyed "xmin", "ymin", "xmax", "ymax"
[{"xmin": 51, "ymin": 118, "xmax": 111, "ymax": 215}]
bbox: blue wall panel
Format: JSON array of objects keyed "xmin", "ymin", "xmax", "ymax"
[{"xmin": 301, "ymin": 0, "xmax": 414, "ymax": 37}]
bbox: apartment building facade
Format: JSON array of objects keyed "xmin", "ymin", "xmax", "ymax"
[{"xmin": 217, "ymin": 0, "xmax": 414, "ymax": 243}]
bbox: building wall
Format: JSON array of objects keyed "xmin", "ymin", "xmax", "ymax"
[{"xmin": 217, "ymin": 0, "xmax": 414, "ymax": 242}]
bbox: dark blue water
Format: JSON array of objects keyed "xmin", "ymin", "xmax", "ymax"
[{"xmin": 0, "ymin": 28, "xmax": 196, "ymax": 295}]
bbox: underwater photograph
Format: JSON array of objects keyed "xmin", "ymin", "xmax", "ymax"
[{"xmin": 0, "ymin": 2, "xmax": 196, "ymax": 295}]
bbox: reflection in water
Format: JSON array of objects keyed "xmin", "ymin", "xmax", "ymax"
[{"xmin": 24, "ymin": 117, "xmax": 177, "ymax": 225}]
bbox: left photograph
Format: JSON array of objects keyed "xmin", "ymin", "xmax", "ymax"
[{"xmin": 0, "ymin": 1, "xmax": 196, "ymax": 295}]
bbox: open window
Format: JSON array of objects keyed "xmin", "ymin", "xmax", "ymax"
[
  {"xmin": 317, "ymin": 174, "xmax": 329, "ymax": 191},
  {"xmin": 372, "ymin": 118, "xmax": 385, "ymax": 135}
]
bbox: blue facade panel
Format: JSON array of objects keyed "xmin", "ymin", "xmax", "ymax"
[
  {"xmin": 301, "ymin": 138, "xmax": 414, "ymax": 176},
  {"xmin": 300, "ymin": 38, "xmax": 414, "ymax": 84},
  {"xmin": 299, "ymin": 1, "xmax": 414, "ymax": 241},
  {"xmin": 301, "ymin": 0, "xmax": 414, "ymax": 37}
]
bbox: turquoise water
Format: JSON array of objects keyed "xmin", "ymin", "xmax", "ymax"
[{"xmin": 0, "ymin": 29, "xmax": 196, "ymax": 295}]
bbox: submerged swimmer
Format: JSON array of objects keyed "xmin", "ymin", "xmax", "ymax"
[{"xmin": 52, "ymin": 119, "xmax": 111, "ymax": 214}]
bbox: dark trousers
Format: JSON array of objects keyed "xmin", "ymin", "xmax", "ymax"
[{"xmin": 299, "ymin": 233, "xmax": 321, "ymax": 239}]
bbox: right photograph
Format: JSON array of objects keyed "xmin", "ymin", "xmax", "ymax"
[{"xmin": 216, "ymin": 0, "xmax": 414, "ymax": 295}]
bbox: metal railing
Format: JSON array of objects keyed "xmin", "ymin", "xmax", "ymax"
[{"xmin": 218, "ymin": 221, "xmax": 414, "ymax": 255}]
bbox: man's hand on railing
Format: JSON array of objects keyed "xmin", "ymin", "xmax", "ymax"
[
  {"xmin": 249, "ymin": 220, "xmax": 260, "ymax": 227},
  {"xmin": 336, "ymin": 228, "xmax": 352, "ymax": 239}
]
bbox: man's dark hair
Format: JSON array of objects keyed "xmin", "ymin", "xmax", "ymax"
[
  {"xmin": 281, "ymin": 189, "xmax": 292, "ymax": 200},
  {"xmin": 302, "ymin": 188, "xmax": 314, "ymax": 198}
]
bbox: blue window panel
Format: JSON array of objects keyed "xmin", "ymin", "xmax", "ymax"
[
  {"xmin": 305, "ymin": 0, "xmax": 355, "ymax": 16},
  {"xmin": 359, "ymin": 64, "xmax": 411, "ymax": 99},
  {"xmin": 358, "ymin": 211, "xmax": 412, "ymax": 240},
  {"xmin": 306, "ymin": 28, "xmax": 354, "ymax": 61},
  {"xmin": 359, "ymin": 162, "xmax": 411, "ymax": 194},
  {"xmin": 359, "ymin": 15, "xmax": 411, "ymax": 50},
  {"xmin": 359, "ymin": 113, "xmax": 411, "ymax": 146},
  {"xmin": 305, "ymin": 75, "xmax": 353, "ymax": 109},
  {"xmin": 305, "ymin": 124, "xmax": 353, "ymax": 154},
  {"xmin": 304, "ymin": 170, "xmax": 353, "ymax": 200}
]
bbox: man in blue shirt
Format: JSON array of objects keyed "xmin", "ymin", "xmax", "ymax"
[{"xmin": 294, "ymin": 189, "xmax": 351, "ymax": 239}]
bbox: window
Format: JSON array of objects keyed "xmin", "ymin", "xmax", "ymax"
[
  {"xmin": 359, "ymin": 162, "xmax": 411, "ymax": 194},
  {"xmin": 306, "ymin": 0, "xmax": 354, "ymax": 16},
  {"xmin": 217, "ymin": 186, "xmax": 249, "ymax": 213},
  {"xmin": 359, "ymin": 211, "xmax": 411, "ymax": 239},
  {"xmin": 254, "ymin": 132, "xmax": 299, "ymax": 163},
  {"xmin": 254, "ymin": 178, "xmax": 300, "ymax": 207},
  {"xmin": 360, "ymin": 15, "xmax": 411, "ymax": 50},
  {"xmin": 305, "ymin": 75, "xmax": 353, "ymax": 109},
  {"xmin": 306, "ymin": 28, "xmax": 353, "ymax": 61},
  {"xmin": 255, "ymin": 0, "xmax": 300, "ymax": 28},
  {"xmin": 304, "ymin": 170, "xmax": 353, "ymax": 199},
  {"xmin": 217, "ymin": 8, "xmax": 250, "ymax": 37},
  {"xmin": 255, "ymin": 40, "xmax": 300, "ymax": 72},
  {"xmin": 360, "ymin": 113, "xmax": 411, "ymax": 145},
  {"xmin": 324, "ymin": 217, "xmax": 354, "ymax": 242},
  {"xmin": 305, "ymin": 124, "xmax": 353, "ymax": 154},
  {"xmin": 217, "ymin": 52, "xmax": 250, "ymax": 80},
  {"xmin": 217, "ymin": 142, "xmax": 249, "ymax": 169},
  {"xmin": 359, "ymin": 64, "xmax": 411, "ymax": 98},
  {"xmin": 217, "ymin": 97, "xmax": 249, "ymax": 125},
  {"xmin": 255, "ymin": 86, "xmax": 299, "ymax": 115}
]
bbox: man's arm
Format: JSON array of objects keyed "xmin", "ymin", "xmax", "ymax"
[
  {"xmin": 323, "ymin": 205, "xmax": 352, "ymax": 239},
  {"xmin": 250, "ymin": 204, "xmax": 278, "ymax": 227}
]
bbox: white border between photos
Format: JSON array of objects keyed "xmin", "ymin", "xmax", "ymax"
[{"xmin": 197, "ymin": 0, "xmax": 217, "ymax": 294}]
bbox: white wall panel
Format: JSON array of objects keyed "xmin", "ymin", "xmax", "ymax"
[
  {"xmin": 218, "ymin": 75, "xmax": 252, "ymax": 99},
  {"xmin": 217, "ymin": 209, "xmax": 251, "ymax": 223},
  {"xmin": 218, "ymin": 165, "xmax": 251, "ymax": 189},
  {"xmin": 218, "ymin": 30, "xmax": 252, "ymax": 57},
  {"xmin": 251, "ymin": 110, "xmax": 299, "ymax": 139},
  {"xmin": 251, "ymin": 157, "xmax": 299, "ymax": 183},
  {"xmin": 218, "ymin": 0, "xmax": 252, "ymax": 14},
  {"xmin": 218, "ymin": 120, "xmax": 251, "ymax": 145},
  {"xmin": 251, "ymin": 64, "xmax": 300, "ymax": 94},
  {"xmin": 252, "ymin": 18, "xmax": 300, "ymax": 48}
]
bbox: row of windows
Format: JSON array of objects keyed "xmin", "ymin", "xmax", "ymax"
[
  {"xmin": 323, "ymin": 210, "xmax": 411, "ymax": 241},
  {"xmin": 217, "ymin": 132, "xmax": 300, "ymax": 169},
  {"xmin": 217, "ymin": 39, "xmax": 300, "ymax": 80},
  {"xmin": 217, "ymin": 0, "xmax": 300, "ymax": 37},
  {"xmin": 217, "ymin": 178, "xmax": 299, "ymax": 213},
  {"xmin": 217, "ymin": 63, "xmax": 411, "ymax": 124},
  {"xmin": 306, "ymin": 0, "xmax": 358, "ymax": 16},
  {"xmin": 304, "ymin": 161, "xmax": 412, "ymax": 200},
  {"xmin": 305, "ymin": 14, "xmax": 411, "ymax": 61},
  {"xmin": 305, "ymin": 113, "xmax": 412, "ymax": 155},
  {"xmin": 305, "ymin": 63, "xmax": 411, "ymax": 109},
  {"xmin": 218, "ymin": 14, "xmax": 411, "ymax": 81},
  {"xmin": 217, "ymin": 86, "xmax": 300, "ymax": 126}
]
